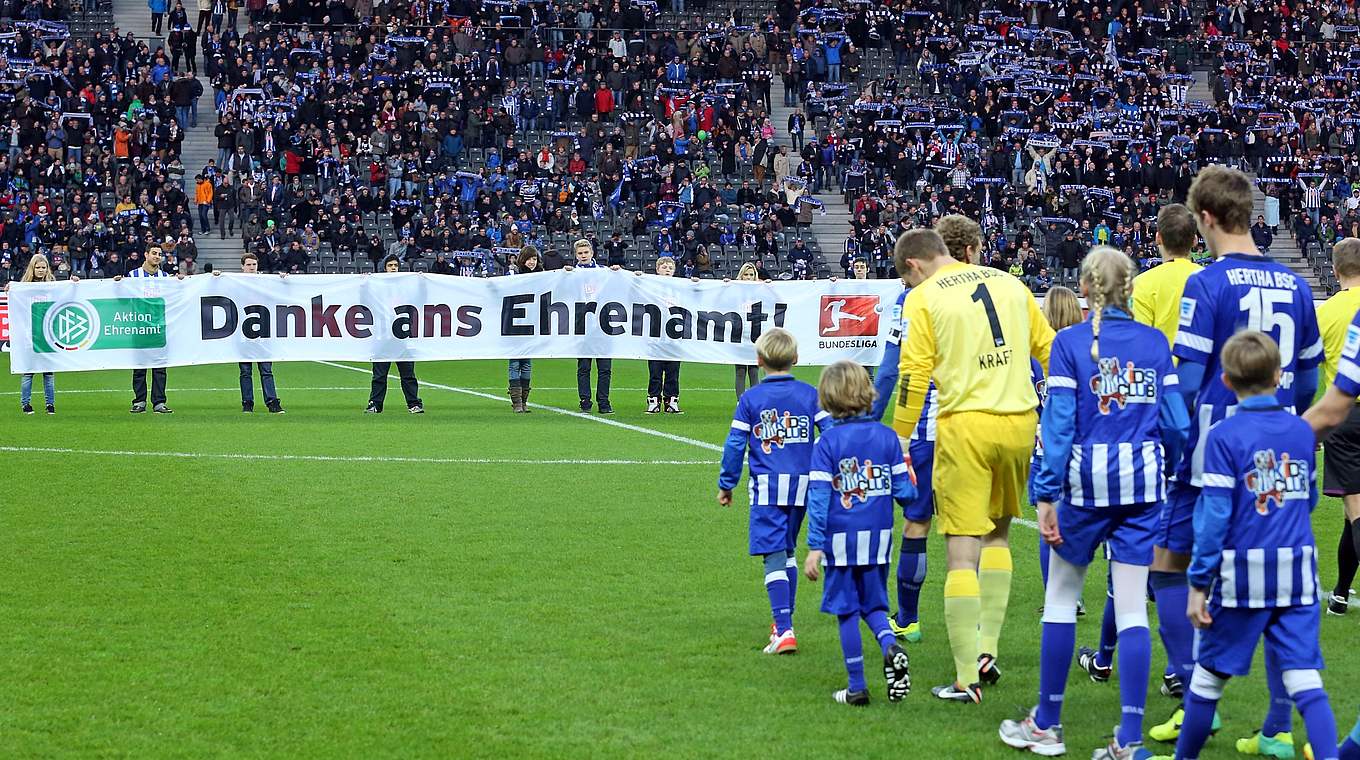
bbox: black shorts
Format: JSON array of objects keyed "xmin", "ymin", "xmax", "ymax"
[{"xmin": 1323, "ymin": 404, "xmax": 1360, "ymax": 496}]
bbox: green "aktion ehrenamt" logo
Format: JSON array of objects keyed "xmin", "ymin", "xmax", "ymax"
[{"xmin": 32, "ymin": 298, "xmax": 167, "ymax": 353}]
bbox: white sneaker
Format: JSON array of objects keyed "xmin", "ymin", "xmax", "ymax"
[
  {"xmin": 646, "ymin": 396, "xmax": 661, "ymax": 414},
  {"xmin": 762, "ymin": 628, "xmax": 797, "ymax": 655},
  {"xmin": 1091, "ymin": 737, "xmax": 1153, "ymax": 760},
  {"xmin": 999, "ymin": 710, "xmax": 1066, "ymax": 756},
  {"xmin": 665, "ymin": 396, "xmax": 683, "ymax": 414}
]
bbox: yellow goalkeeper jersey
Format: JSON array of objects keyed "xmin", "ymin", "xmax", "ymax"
[
  {"xmin": 1131, "ymin": 257, "xmax": 1198, "ymax": 348},
  {"xmin": 893, "ymin": 262, "xmax": 1054, "ymax": 438},
  {"xmin": 1318, "ymin": 286, "xmax": 1360, "ymax": 393}
]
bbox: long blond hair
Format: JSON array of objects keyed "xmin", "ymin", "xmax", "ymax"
[
  {"xmin": 736, "ymin": 262, "xmax": 760, "ymax": 281},
  {"xmin": 1081, "ymin": 246, "xmax": 1137, "ymax": 360},
  {"xmin": 21, "ymin": 253, "xmax": 55, "ymax": 283},
  {"xmin": 1042, "ymin": 286, "xmax": 1082, "ymax": 332}
]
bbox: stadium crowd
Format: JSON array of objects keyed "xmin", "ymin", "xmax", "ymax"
[{"xmin": 0, "ymin": 0, "xmax": 1357, "ymax": 291}]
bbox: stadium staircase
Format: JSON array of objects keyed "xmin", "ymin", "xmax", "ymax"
[
  {"xmin": 771, "ymin": 80, "xmax": 852, "ymax": 273},
  {"xmin": 1185, "ymin": 70, "xmax": 1321, "ymax": 292},
  {"xmin": 112, "ymin": 0, "xmax": 241, "ymax": 271}
]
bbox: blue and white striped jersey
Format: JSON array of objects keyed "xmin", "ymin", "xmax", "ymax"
[
  {"xmin": 1173, "ymin": 253, "xmax": 1322, "ymax": 485},
  {"xmin": 870, "ymin": 288, "xmax": 937, "ymax": 441},
  {"xmin": 126, "ymin": 266, "xmax": 171, "ymax": 278},
  {"xmin": 718, "ymin": 374, "xmax": 831, "ymax": 507},
  {"xmin": 1194, "ymin": 397, "xmax": 1319, "ymax": 608},
  {"xmin": 1045, "ymin": 312, "xmax": 1180, "ymax": 507},
  {"xmin": 806, "ymin": 417, "xmax": 916, "ymax": 566}
]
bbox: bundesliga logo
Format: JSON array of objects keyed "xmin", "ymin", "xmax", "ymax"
[
  {"xmin": 818, "ymin": 295, "xmax": 881, "ymax": 337},
  {"xmin": 1088, "ymin": 357, "xmax": 1158, "ymax": 414},
  {"xmin": 831, "ymin": 457, "xmax": 891, "ymax": 509},
  {"xmin": 752, "ymin": 408, "xmax": 811, "ymax": 454},
  {"xmin": 1244, "ymin": 449, "xmax": 1309, "ymax": 515}
]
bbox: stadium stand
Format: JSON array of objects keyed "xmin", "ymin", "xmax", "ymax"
[{"xmin": 0, "ymin": 0, "xmax": 1356, "ymax": 292}]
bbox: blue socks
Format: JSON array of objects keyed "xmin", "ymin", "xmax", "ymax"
[
  {"xmin": 784, "ymin": 551, "xmax": 799, "ymax": 618},
  {"xmin": 895, "ymin": 538, "xmax": 927, "ymax": 627},
  {"xmin": 1176, "ymin": 687, "xmax": 1222, "ymax": 760},
  {"xmin": 763, "ymin": 552, "xmax": 792, "ymax": 634},
  {"xmin": 1339, "ymin": 716, "xmax": 1360, "ymax": 760},
  {"xmin": 1262, "ymin": 651, "xmax": 1293, "ymax": 736},
  {"xmin": 1151, "ymin": 570, "xmax": 1193, "ymax": 684},
  {"xmin": 864, "ymin": 610, "xmax": 896, "ymax": 656},
  {"xmin": 1097, "ymin": 591, "xmax": 1118, "ymax": 669},
  {"xmin": 838, "ymin": 613, "xmax": 867, "ymax": 692},
  {"xmin": 1035, "ymin": 619, "xmax": 1076, "ymax": 730},
  {"xmin": 1116, "ymin": 624, "xmax": 1151, "ymax": 747},
  {"xmin": 1293, "ymin": 688, "xmax": 1338, "ymax": 760}
]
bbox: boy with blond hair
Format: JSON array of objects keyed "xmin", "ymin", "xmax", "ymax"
[{"xmin": 718, "ymin": 328, "xmax": 830, "ymax": 654}]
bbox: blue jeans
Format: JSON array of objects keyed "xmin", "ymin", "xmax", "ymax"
[
  {"xmin": 239, "ymin": 362, "xmax": 278, "ymax": 406},
  {"xmin": 21, "ymin": 373, "xmax": 54, "ymax": 407},
  {"xmin": 508, "ymin": 359, "xmax": 532, "ymax": 382},
  {"xmin": 827, "ymin": 64, "xmax": 841, "ymax": 82},
  {"xmin": 176, "ymin": 105, "xmax": 191, "ymax": 129}
]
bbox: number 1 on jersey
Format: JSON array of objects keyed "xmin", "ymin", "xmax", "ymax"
[{"xmin": 971, "ymin": 283, "xmax": 1006, "ymax": 347}]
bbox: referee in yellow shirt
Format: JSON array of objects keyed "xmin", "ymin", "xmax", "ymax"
[
  {"xmin": 1131, "ymin": 204, "xmax": 1200, "ymax": 348},
  {"xmin": 1315, "ymin": 238, "xmax": 1360, "ymax": 615},
  {"xmin": 893, "ymin": 217, "xmax": 1055, "ymax": 703}
]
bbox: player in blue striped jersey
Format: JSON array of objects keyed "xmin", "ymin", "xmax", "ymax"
[
  {"xmin": 1170, "ymin": 331, "xmax": 1338, "ymax": 760},
  {"xmin": 1305, "ymin": 306, "xmax": 1360, "ymax": 760},
  {"xmin": 871, "ymin": 285, "xmax": 936, "ymax": 644},
  {"xmin": 719, "ymin": 328, "xmax": 831, "ymax": 655},
  {"xmin": 804, "ymin": 360, "xmax": 916, "ymax": 706},
  {"xmin": 1152, "ymin": 167, "xmax": 1323, "ymax": 748},
  {"xmin": 1002, "ymin": 248, "xmax": 1189, "ymax": 760}
]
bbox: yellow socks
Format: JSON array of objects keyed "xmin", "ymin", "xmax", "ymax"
[
  {"xmin": 978, "ymin": 546, "xmax": 1014, "ymax": 657},
  {"xmin": 944, "ymin": 568, "xmax": 981, "ymax": 686}
]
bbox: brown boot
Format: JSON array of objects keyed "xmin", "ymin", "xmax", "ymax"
[
  {"xmin": 520, "ymin": 382, "xmax": 532, "ymax": 413},
  {"xmin": 510, "ymin": 383, "xmax": 525, "ymax": 413}
]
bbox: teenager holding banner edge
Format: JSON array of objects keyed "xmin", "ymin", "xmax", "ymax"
[
  {"xmin": 5, "ymin": 254, "xmax": 76, "ymax": 415},
  {"xmin": 114, "ymin": 245, "xmax": 183, "ymax": 415}
]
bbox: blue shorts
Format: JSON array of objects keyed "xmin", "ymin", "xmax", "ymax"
[
  {"xmin": 749, "ymin": 505, "xmax": 805, "ymax": 556},
  {"xmin": 821, "ymin": 563, "xmax": 890, "ymax": 616},
  {"xmin": 1053, "ymin": 501, "xmax": 1158, "ymax": 567},
  {"xmin": 1196, "ymin": 603, "xmax": 1324, "ymax": 677},
  {"xmin": 1157, "ymin": 481, "xmax": 1199, "ymax": 555},
  {"xmin": 904, "ymin": 439, "xmax": 935, "ymax": 523}
]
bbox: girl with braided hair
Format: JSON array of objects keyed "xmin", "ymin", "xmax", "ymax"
[{"xmin": 1000, "ymin": 246, "xmax": 1190, "ymax": 759}]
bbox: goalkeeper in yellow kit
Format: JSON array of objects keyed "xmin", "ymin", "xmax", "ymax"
[{"xmin": 892, "ymin": 218, "xmax": 1055, "ymax": 704}]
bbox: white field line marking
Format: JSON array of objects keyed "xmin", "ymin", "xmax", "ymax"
[
  {"xmin": 0, "ymin": 386, "xmax": 365, "ymax": 396},
  {"xmin": 316, "ymin": 360, "xmax": 725, "ymax": 453},
  {"xmin": 0, "ymin": 386, "xmax": 746, "ymax": 395},
  {"xmin": 0, "ymin": 446, "xmax": 712, "ymax": 466},
  {"xmin": 313, "ymin": 361, "xmax": 1040, "ymax": 529}
]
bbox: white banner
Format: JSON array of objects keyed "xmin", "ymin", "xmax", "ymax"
[{"xmin": 5, "ymin": 271, "xmax": 904, "ymax": 373}]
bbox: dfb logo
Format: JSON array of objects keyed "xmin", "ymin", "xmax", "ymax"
[{"xmin": 819, "ymin": 295, "xmax": 881, "ymax": 337}]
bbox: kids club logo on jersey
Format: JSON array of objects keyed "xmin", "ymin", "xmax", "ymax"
[
  {"xmin": 752, "ymin": 408, "xmax": 812, "ymax": 454},
  {"xmin": 1088, "ymin": 357, "xmax": 1158, "ymax": 414},
  {"xmin": 819, "ymin": 295, "xmax": 881, "ymax": 337},
  {"xmin": 831, "ymin": 457, "xmax": 891, "ymax": 508},
  {"xmin": 31, "ymin": 298, "xmax": 167, "ymax": 353},
  {"xmin": 1244, "ymin": 449, "xmax": 1309, "ymax": 515}
]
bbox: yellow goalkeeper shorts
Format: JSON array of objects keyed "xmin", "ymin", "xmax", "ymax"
[{"xmin": 933, "ymin": 410, "xmax": 1036, "ymax": 536}]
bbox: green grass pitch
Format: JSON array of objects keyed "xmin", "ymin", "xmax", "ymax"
[{"xmin": 2, "ymin": 354, "xmax": 1356, "ymax": 758}]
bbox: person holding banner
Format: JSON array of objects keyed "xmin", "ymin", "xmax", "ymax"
[
  {"xmin": 564, "ymin": 239, "xmax": 616, "ymax": 414},
  {"xmin": 115, "ymin": 246, "xmax": 181, "ymax": 414},
  {"xmin": 507, "ymin": 246, "xmax": 544, "ymax": 414},
  {"xmin": 6, "ymin": 254, "xmax": 76, "ymax": 415},
  {"xmin": 215, "ymin": 253, "xmax": 285, "ymax": 414},
  {"xmin": 366, "ymin": 256, "xmax": 424, "ymax": 415}
]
